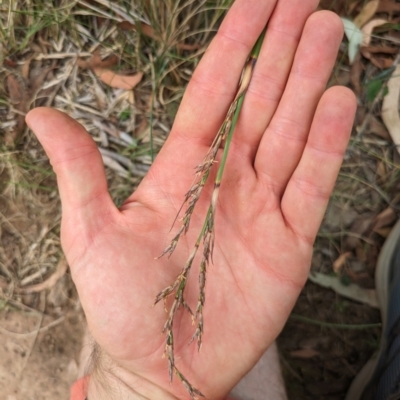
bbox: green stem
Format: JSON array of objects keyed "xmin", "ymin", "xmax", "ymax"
[
  {"xmin": 215, "ymin": 28, "xmax": 265, "ymax": 184},
  {"xmin": 252, "ymin": 28, "xmax": 266, "ymax": 58},
  {"xmin": 216, "ymin": 96, "xmax": 244, "ymax": 183},
  {"xmin": 196, "ymin": 207, "xmax": 212, "ymax": 245}
]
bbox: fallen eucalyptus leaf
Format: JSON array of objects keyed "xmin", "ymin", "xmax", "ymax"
[
  {"xmin": 333, "ymin": 252, "xmax": 352, "ymax": 273},
  {"xmin": 362, "ymin": 19, "xmax": 389, "ymax": 47},
  {"xmin": 94, "ymin": 69, "xmax": 143, "ymax": 90},
  {"xmin": 77, "ymin": 49, "xmax": 119, "ymax": 70},
  {"xmin": 354, "ymin": 0, "xmax": 380, "ymax": 28},
  {"xmin": 308, "ymin": 272, "xmax": 378, "ymax": 308}
]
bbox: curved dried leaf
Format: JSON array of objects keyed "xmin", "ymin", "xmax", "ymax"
[
  {"xmin": 373, "ymin": 206, "xmax": 396, "ymax": 230},
  {"xmin": 361, "ymin": 52, "xmax": 393, "ymax": 69},
  {"xmin": 382, "ymin": 64, "xmax": 400, "ymax": 154},
  {"xmin": 341, "ymin": 18, "xmax": 363, "ymax": 64},
  {"xmin": 19, "ymin": 258, "xmax": 68, "ymax": 294},
  {"xmin": 140, "ymin": 22, "xmax": 159, "ymax": 40},
  {"xmin": 361, "ymin": 18, "xmax": 389, "ymax": 47},
  {"xmin": 354, "ymin": 0, "xmax": 380, "ymax": 28},
  {"xmin": 117, "ymin": 20, "xmax": 136, "ymax": 30},
  {"xmin": 77, "ymin": 49, "xmax": 119, "ymax": 70},
  {"xmin": 94, "ymin": 69, "xmax": 143, "ymax": 90},
  {"xmin": 333, "ymin": 252, "xmax": 352, "ymax": 273},
  {"xmin": 117, "ymin": 20, "xmax": 160, "ymax": 40}
]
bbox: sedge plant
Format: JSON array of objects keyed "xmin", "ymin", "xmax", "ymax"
[{"xmin": 154, "ymin": 29, "xmax": 266, "ymax": 398}]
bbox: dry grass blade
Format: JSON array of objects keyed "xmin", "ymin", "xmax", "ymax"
[{"xmin": 155, "ymin": 30, "xmax": 265, "ymax": 399}]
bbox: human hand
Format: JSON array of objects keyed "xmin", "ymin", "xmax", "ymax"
[{"xmin": 26, "ymin": 0, "xmax": 356, "ymax": 398}]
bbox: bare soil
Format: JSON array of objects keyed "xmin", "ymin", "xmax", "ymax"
[{"xmin": 0, "ymin": 289, "xmax": 85, "ymax": 400}]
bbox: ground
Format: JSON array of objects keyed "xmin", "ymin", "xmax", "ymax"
[
  {"xmin": 0, "ymin": 306, "xmax": 85, "ymax": 400},
  {"xmin": 1, "ymin": 0, "xmax": 400, "ymax": 399}
]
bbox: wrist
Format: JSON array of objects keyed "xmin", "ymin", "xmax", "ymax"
[{"xmin": 87, "ymin": 351, "xmax": 179, "ymax": 400}]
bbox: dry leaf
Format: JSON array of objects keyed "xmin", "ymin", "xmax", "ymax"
[
  {"xmin": 354, "ymin": 1, "xmax": 380, "ymax": 28},
  {"xmin": 7, "ymin": 74, "xmax": 25, "ymax": 105},
  {"xmin": 0, "ymin": 275, "xmax": 8, "ymax": 289},
  {"xmin": 382, "ymin": 64, "xmax": 400, "ymax": 154},
  {"xmin": 370, "ymin": 56, "xmax": 394, "ymax": 69},
  {"xmin": 346, "ymin": 214, "xmax": 375, "ymax": 249},
  {"xmin": 77, "ymin": 49, "xmax": 143, "ymax": 90},
  {"xmin": 4, "ymin": 59, "xmax": 17, "ymax": 68},
  {"xmin": 373, "ymin": 206, "xmax": 397, "ymax": 230},
  {"xmin": 117, "ymin": 20, "xmax": 200, "ymax": 50},
  {"xmin": 362, "ymin": 45, "xmax": 398, "ymax": 54},
  {"xmin": 347, "ymin": 0, "xmax": 360, "ymax": 15},
  {"xmin": 94, "ymin": 69, "xmax": 143, "ymax": 90},
  {"xmin": 377, "ymin": 160, "xmax": 387, "ymax": 178},
  {"xmin": 6, "ymin": 74, "xmax": 28, "ymax": 142},
  {"xmin": 361, "ymin": 19, "xmax": 389, "ymax": 47},
  {"xmin": 308, "ymin": 272, "xmax": 379, "ymax": 308},
  {"xmin": 360, "ymin": 46, "xmax": 394, "ymax": 68},
  {"xmin": 374, "ymin": 227, "xmax": 392, "ymax": 237},
  {"xmin": 361, "ymin": 19, "xmax": 390, "ymax": 64},
  {"xmin": 30, "ymin": 63, "xmax": 55, "ymax": 94},
  {"xmin": 176, "ymin": 42, "xmax": 202, "ymax": 51},
  {"xmin": 118, "ymin": 21, "xmax": 160, "ymax": 40},
  {"xmin": 77, "ymin": 49, "xmax": 119, "ymax": 70},
  {"xmin": 19, "ymin": 258, "xmax": 68, "ymax": 294},
  {"xmin": 333, "ymin": 252, "xmax": 352, "ymax": 273},
  {"xmin": 140, "ymin": 22, "xmax": 159, "ymax": 40},
  {"xmin": 368, "ymin": 116, "xmax": 390, "ymax": 139},
  {"xmin": 350, "ymin": 52, "xmax": 363, "ymax": 95},
  {"xmin": 290, "ymin": 349, "xmax": 320, "ymax": 359},
  {"xmin": 5, "ymin": 62, "xmax": 55, "ymax": 145},
  {"xmin": 21, "ymin": 53, "xmax": 39, "ymax": 80},
  {"xmin": 117, "ymin": 20, "xmax": 136, "ymax": 30},
  {"xmin": 377, "ymin": 0, "xmax": 400, "ymax": 12}
]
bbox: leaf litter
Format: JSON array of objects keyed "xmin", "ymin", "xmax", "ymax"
[
  {"xmin": 285, "ymin": 1, "xmax": 400, "ymax": 397},
  {"xmin": 77, "ymin": 49, "xmax": 144, "ymax": 90}
]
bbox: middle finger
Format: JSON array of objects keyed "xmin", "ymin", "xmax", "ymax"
[{"xmin": 229, "ymin": 0, "xmax": 319, "ymax": 160}]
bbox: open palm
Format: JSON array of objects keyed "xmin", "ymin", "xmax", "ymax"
[{"xmin": 27, "ymin": 0, "xmax": 356, "ymax": 399}]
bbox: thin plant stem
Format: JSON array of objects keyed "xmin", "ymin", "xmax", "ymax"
[{"xmin": 155, "ymin": 28, "xmax": 266, "ymax": 399}]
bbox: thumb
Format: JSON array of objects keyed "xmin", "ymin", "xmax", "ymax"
[{"xmin": 26, "ymin": 107, "xmax": 117, "ymax": 257}]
